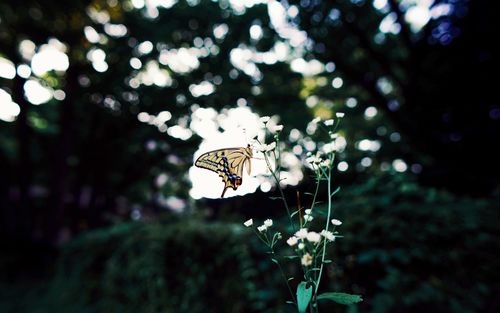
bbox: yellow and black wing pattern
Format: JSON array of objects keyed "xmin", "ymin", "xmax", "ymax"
[{"xmin": 195, "ymin": 145, "xmax": 253, "ymax": 198}]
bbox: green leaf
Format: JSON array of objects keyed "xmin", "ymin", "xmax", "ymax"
[
  {"xmin": 271, "ymin": 258, "xmax": 279, "ymax": 265},
  {"xmin": 307, "ymin": 267, "xmax": 322, "ymax": 272},
  {"xmin": 323, "ymin": 259, "xmax": 333, "ymax": 264},
  {"xmin": 291, "ymin": 209, "xmax": 300, "ymax": 218},
  {"xmin": 296, "ymin": 282, "xmax": 313, "ymax": 313},
  {"xmin": 317, "ymin": 292, "xmax": 363, "ymax": 305},
  {"xmin": 285, "ymin": 255, "xmax": 299, "ymax": 259},
  {"xmin": 269, "ymin": 196, "xmax": 283, "ymax": 200}
]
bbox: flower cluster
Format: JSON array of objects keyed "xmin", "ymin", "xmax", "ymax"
[
  {"xmin": 244, "ymin": 218, "xmax": 282, "ymax": 250},
  {"xmin": 260, "ymin": 116, "xmax": 283, "ymax": 134},
  {"xmin": 258, "ymin": 219, "xmax": 273, "ymax": 232},
  {"xmin": 241, "ymin": 114, "xmax": 361, "ymax": 312},
  {"xmin": 283, "ymin": 218, "xmax": 340, "ymax": 266}
]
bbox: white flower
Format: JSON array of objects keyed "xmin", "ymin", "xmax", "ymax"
[
  {"xmin": 260, "ymin": 116, "xmax": 271, "ymax": 123},
  {"xmin": 321, "ymin": 230, "xmax": 335, "ymax": 241},
  {"xmin": 311, "ymin": 117, "xmax": 321, "ymax": 124},
  {"xmin": 287, "ymin": 236, "xmax": 298, "ymax": 246},
  {"xmin": 295, "ymin": 228, "xmax": 308, "ymax": 239},
  {"xmin": 257, "ymin": 225, "xmax": 267, "ymax": 232},
  {"xmin": 306, "ymin": 155, "xmax": 322, "ymax": 164},
  {"xmin": 243, "ymin": 219, "xmax": 253, "ymax": 227},
  {"xmin": 304, "ymin": 209, "xmax": 312, "ymax": 215},
  {"xmin": 272, "ymin": 124, "xmax": 284, "ymax": 133},
  {"xmin": 256, "ymin": 143, "xmax": 268, "ymax": 152},
  {"xmin": 306, "ymin": 231, "xmax": 321, "ymax": 243},
  {"xmin": 331, "ymin": 219, "xmax": 342, "ymax": 226},
  {"xmin": 336, "ymin": 112, "xmax": 345, "ymax": 118},
  {"xmin": 264, "ymin": 219, "xmax": 273, "ymax": 227},
  {"xmin": 324, "ymin": 119, "xmax": 334, "ymax": 126},
  {"xmin": 330, "ymin": 133, "xmax": 339, "ymax": 139},
  {"xmin": 298, "ymin": 242, "xmax": 305, "ymax": 250},
  {"xmin": 257, "ymin": 142, "xmax": 277, "ymax": 153},
  {"xmin": 304, "ymin": 214, "xmax": 313, "ymax": 222},
  {"xmin": 320, "ymin": 159, "xmax": 331, "ymax": 168},
  {"xmin": 301, "ymin": 253, "xmax": 313, "ymax": 266},
  {"xmin": 265, "ymin": 142, "xmax": 277, "ymax": 152}
]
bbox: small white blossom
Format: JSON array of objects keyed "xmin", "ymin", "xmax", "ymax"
[
  {"xmin": 256, "ymin": 143, "xmax": 267, "ymax": 152},
  {"xmin": 273, "ymin": 124, "xmax": 284, "ymax": 132},
  {"xmin": 331, "ymin": 219, "xmax": 342, "ymax": 226},
  {"xmin": 304, "ymin": 214, "xmax": 313, "ymax": 222},
  {"xmin": 298, "ymin": 242, "xmax": 305, "ymax": 250},
  {"xmin": 304, "ymin": 209, "xmax": 312, "ymax": 215},
  {"xmin": 306, "ymin": 231, "xmax": 321, "ymax": 243},
  {"xmin": 320, "ymin": 230, "xmax": 335, "ymax": 241},
  {"xmin": 336, "ymin": 112, "xmax": 345, "ymax": 118},
  {"xmin": 320, "ymin": 159, "xmax": 331, "ymax": 168},
  {"xmin": 306, "ymin": 155, "xmax": 322, "ymax": 164},
  {"xmin": 265, "ymin": 142, "xmax": 277, "ymax": 152},
  {"xmin": 257, "ymin": 142, "xmax": 277, "ymax": 153},
  {"xmin": 260, "ymin": 116, "xmax": 271, "ymax": 123},
  {"xmin": 264, "ymin": 219, "xmax": 273, "ymax": 227},
  {"xmin": 243, "ymin": 219, "xmax": 253, "ymax": 227},
  {"xmin": 324, "ymin": 119, "xmax": 334, "ymax": 126},
  {"xmin": 257, "ymin": 225, "xmax": 267, "ymax": 232},
  {"xmin": 295, "ymin": 228, "xmax": 308, "ymax": 239},
  {"xmin": 301, "ymin": 253, "xmax": 313, "ymax": 266},
  {"xmin": 311, "ymin": 117, "xmax": 321, "ymax": 124},
  {"xmin": 287, "ymin": 236, "xmax": 298, "ymax": 246},
  {"xmin": 330, "ymin": 133, "xmax": 339, "ymax": 139}
]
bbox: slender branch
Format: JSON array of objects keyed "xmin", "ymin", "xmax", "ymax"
[
  {"xmin": 308, "ymin": 176, "xmax": 321, "ymax": 213},
  {"xmin": 263, "ymin": 150, "xmax": 295, "ymax": 231},
  {"xmin": 314, "ymin": 164, "xmax": 333, "ymax": 297},
  {"xmin": 271, "ymin": 250, "xmax": 297, "ymax": 306}
]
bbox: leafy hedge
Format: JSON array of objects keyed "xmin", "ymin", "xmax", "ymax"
[
  {"xmin": 2, "ymin": 174, "xmax": 498, "ymax": 313},
  {"xmin": 35, "ymin": 220, "xmax": 287, "ymax": 313},
  {"xmin": 325, "ymin": 174, "xmax": 499, "ymax": 313}
]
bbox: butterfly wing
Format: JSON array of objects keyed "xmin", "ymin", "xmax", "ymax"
[{"xmin": 195, "ymin": 146, "xmax": 253, "ymax": 197}]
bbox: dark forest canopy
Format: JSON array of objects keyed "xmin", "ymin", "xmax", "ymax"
[{"xmin": 0, "ymin": 0, "xmax": 498, "ymax": 245}]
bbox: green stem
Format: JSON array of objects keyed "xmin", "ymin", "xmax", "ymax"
[
  {"xmin": 263, "ymin": 151, "xmax": 295, "ymax": 231},
  {"xmin": 308, "ymin": 176, "xmax": 321, "ymax": 212},
  {"xmin": 313, "ymin": 167, "xmax": 333, "ymax": 300},
  {"xmin": 271, "ymin": 250, "xmax": 297, "ymax": 306}
]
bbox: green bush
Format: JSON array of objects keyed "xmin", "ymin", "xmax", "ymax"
[
  {"xmin": 2, "ymin": 174, "xmax": 497, "ymax": 313},
  {"xmin": 34, "ymin": 220, "xmax": 290, "ymax": 313},
  {"xmin": 321, "ymin": 174, "xmax": 499, "ymax": 313}
]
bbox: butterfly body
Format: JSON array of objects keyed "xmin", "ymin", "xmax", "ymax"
[{"xmin": 195, "ymin": 145, "xmax": 253, "ymax": 198}]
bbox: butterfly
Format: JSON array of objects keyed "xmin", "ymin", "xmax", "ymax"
[{"xmin": 194, "ymin": 145, "xmax": 253, "ymax": 198}]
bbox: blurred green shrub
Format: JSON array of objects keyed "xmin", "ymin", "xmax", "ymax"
[
  {"xmin": 2, "ymin": 174, "xmax": 497, "ymax": 313},
  {"xmin": 321, "ymin": 174, "xmax": 499, "ymax": 313},
  {"xmin": 35, "ymin": 220, "xmax": 288, "ymax": 313}
]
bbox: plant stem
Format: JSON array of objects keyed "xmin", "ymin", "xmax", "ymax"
[
  {"xmin": 263, "ymin": 152, "xmax": 295, "ymax": 231},
  {"xmin": 313, "ymin": 167, "xmax": 333, "ymax": 300},
  {"xmin": 308, "ymin": 176, "xmax": 321, "ymax": 212},
  {"xmin": 271, "ymin": 250, "xmax": 297, "ymax": 306}
]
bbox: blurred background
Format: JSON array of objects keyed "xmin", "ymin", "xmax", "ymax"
[{"xmin": 0, "ymin": 0, "xmax": 498, "ymax": 312}]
